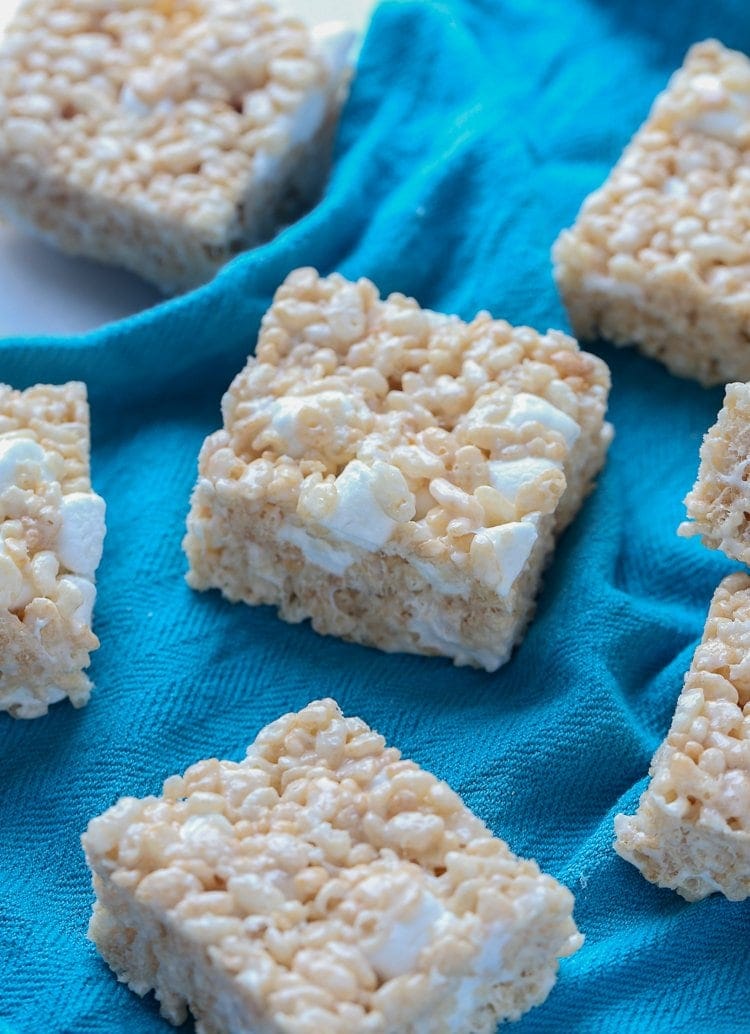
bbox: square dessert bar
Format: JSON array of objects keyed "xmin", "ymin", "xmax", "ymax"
[
  {"xmin": 0, "ymin": 382, "xmax": 106, "ymax": 718},
  {"xmin": 0, "ymin": 1, "xmax": 352, "ymax": 293},
  {"xmin": 554, "ymin": 40, "xmax": 750, "ymax": 386},
  {"xmin": 184, "ymin": 268, "xmax": 612, "ymax": 671},
  {"xmin": 82, "ymin": 698, "xmax": 582, "ymax": 1032},
  {"xmin": 615, "ymin": 574, "xmax": 750, "ymax": 901},
  {"xmin": 680, "ymin": 381, "xmax": 750, "ymax": 563}
]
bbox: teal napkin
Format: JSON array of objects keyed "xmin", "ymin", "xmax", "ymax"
[{"xmin": 2, "ymin": 2, "xmax": 749, "ymax": 1031}]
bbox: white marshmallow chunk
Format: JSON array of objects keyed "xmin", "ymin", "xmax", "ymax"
[
  {"xmin": 58, "ymin": 575, "xmax": 97, "ymax": 629},
  {"xmin": 319, "ymin": 460, "xmax": 398, "ymax": 551},
  {"xmin": 503, "ymin": 394, "xmax": 580, "ymax": 449},
  {"xmin": 57, "ymin": 492, "xmax": 106, "ymax": 576},
  {"xmin": 278, "ymin": 521, "xmax": 356, "ymax": 576},
  {"xmin": 488, "ymin": 456, "xmax": 562, "ymax": 502},
  {"xmin": 474, "ymin": 521, "xmax": 538, "ymax": 596},
  {"xmin": 363, "ymin": 889, "xmax": 445, "ymax": 981},
  {"xmin": 0, "ymin": 437, "xmax": 49, "ymax": 492}
]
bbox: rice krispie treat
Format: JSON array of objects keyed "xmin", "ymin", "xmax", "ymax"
[
  {"xmin": 679, "ymin": 382, "xmax": 750, "ymax": 563},
  {"xmin": 0, "ymin": 382, "xmax": 106, "ymax": 719},
  {"xmin": 615, "ymin": 574, "xmax": 750, "ymax": 901},
  {"xmin": 82, "ymin": 698, "xmax": 582, "ymax": 1032},
  {"xmin": 0, "ymin": 1, "xmax": 353, "ymax": 293},
  {"xmin": 554, "ymin": 40, "xmax": 750, "ymax": 386},
  {"xmin": 184, "ymin": 268, "xmax": 612, "ymax": 671}
]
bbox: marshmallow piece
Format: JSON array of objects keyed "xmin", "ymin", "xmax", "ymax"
[
  {"xmin": 59, "ymin": 575, "xmax": 97, "ymax": 630},
  {"xmin": 58, "ymin": 492, "xmax": 106, "ymax": 576},
  {"xmin": 267, "ymin": 391, "xmax": 371, "ymax": 459},
  {"xmin": 472, "ymin": 521, "xmax": 539, "ymax": 596},
  {"xmin": 278, "ymin": 520, "xmax": 356, "ymax": 576},
  {"xmin": 319, "ymin": 460, "xmax": 398, "ymax": 551},
  {"xmin": 363, "ymin": 888, "xmax": 445, "ymax": 981},
  {"xmin": 503, "ymin": 394, "xmax": 580, "ymax": 449},
  {"xmin": 0, "ymin": 437, "xmax": 49, "ymax": 492},
  {"xmin": 488, "ymin": 456, "xmax": 563, "ymax": 502}
]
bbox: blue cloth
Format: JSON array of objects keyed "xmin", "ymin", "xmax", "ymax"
[{"xmin": 2, "ymin": 1, "xmax": 750, "ymax": 1031}]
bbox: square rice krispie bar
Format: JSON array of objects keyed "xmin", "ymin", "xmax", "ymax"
[
  {"xmin": 82, "ymin": 698, "xmax": 582, "ymax": 1033},
  {"xmin": 680, "ymin": 381, "xmax": 750, "ymax": 563},
  {"xmin": 184, "ymin": 268, "xmax": 612, "ymax": 671},
  {"xmin": 0, "ymin": 0, "xmax": 353, "ymax": 292},
  {"xmin": 0, "ymin": 382, "xmax": 106, "ymax": 718},
  {"xmin": 615, "ymin": 573, "xmax": 750, "ymax": 901},
  {"xmin": 554, "ymin": 40, "xmax": 750, "ymax": 386}
]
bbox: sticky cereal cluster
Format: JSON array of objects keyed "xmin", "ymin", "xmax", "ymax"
[
  {"xmin": 0, "ymin": 383, "xmax": 105, "ymax": 718},
  {"xmin": 616, "ymin": 574, "xmax": 750, "ymax": 900},
  {"xmin": 185, "ymin": 268, "xmax": 611, "ymax": 670},
  {"xmin": 555, "ymin": 40, "xmax": 750, "ymax": 385},
  {"xmin": 680, "ymin": 382, "xmax": 750, "ymax": 563},
  {"xmin": 0, "ymin": 0, "xmax": 351, "ymax": 290},
  {"xmin": 83, "ymin": 698, "xmax": 581, "ymax": 1033}
]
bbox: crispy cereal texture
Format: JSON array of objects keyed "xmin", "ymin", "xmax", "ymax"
[
  {"xmin": 615, "ymin": 574, "xmax": 750, "ymax": 901},
  {"xmin": 680, "ymin": 382, "xmax": 750, "ymax": 563},
  {"xmin": 554, "ymin": 40, "xmax": 750, "ymax": 386},
  {"xmin": 0, "ymin": 382, "xmax": 106, "ymax": 718},
  {"xmin": 184, "ymin": 268, "xmax": 612, "ymax": 671},
  {"xmin": 0, "ymin": 0, "xmax": 352, "ymax": 292},
  {"xmin": 82, "ymin": 698, "xmax": 582, "ymax": 1033}
]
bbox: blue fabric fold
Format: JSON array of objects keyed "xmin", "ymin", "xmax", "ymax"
[{"xmin": 2, "ymin": 2, "xmax": 750, "ymax": 1031}]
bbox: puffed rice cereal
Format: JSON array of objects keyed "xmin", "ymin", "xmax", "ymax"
[
  {"xmin": 0, "ymin": 0, "xmax": 353, "ymax": 292},
  {"xmin": 554, "ymin": 40, "xmax": 750, "ymax": 386},
  {"xmin": 0, "ymin": 382, "xmax": 106, "ymax": 718},
  {"xmin": 183, "ymin": 268, "xmax": 612, "ymax": 671},
  {"xmin": 82, "ymin": 697, "xmax": 582, "ymax": 1032},
  {"xmin": 679, "ymin": 381, "xmax": 750, "ymax": 563},
  {"xmin": 615, "ymin": 573, "xmax": 750, "ymax": 900}
]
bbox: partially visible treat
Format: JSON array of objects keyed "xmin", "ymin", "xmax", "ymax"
[
  {"xmin": 554, "ymin": 40, "xmax": 750, "ymax": 386},
  {"xmin": 615, "ymin": 573, "xmax": 750, "ymax": 901},
  {"xmin": 680, "ymin": 382, "xmax": 750, "ymax": 563},
  {"xmin": 0, "ymin": 0, "xmax": 354, "ymax": 292},
  {"xmin": 184, "ymin": 267, "xmax": 612, "ymax": 671},
  {"xmin": 82, "ymin": 697, "xmax": 582, "ymax": 1032},
  {"xmin": 0, "ymin": 382, "xmax": 106, "ymax": 718}
]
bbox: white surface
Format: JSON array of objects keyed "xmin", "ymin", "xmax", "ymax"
[{"xmin": 0, "ymin": 0, "xmax": 377, "ymax": 338}]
